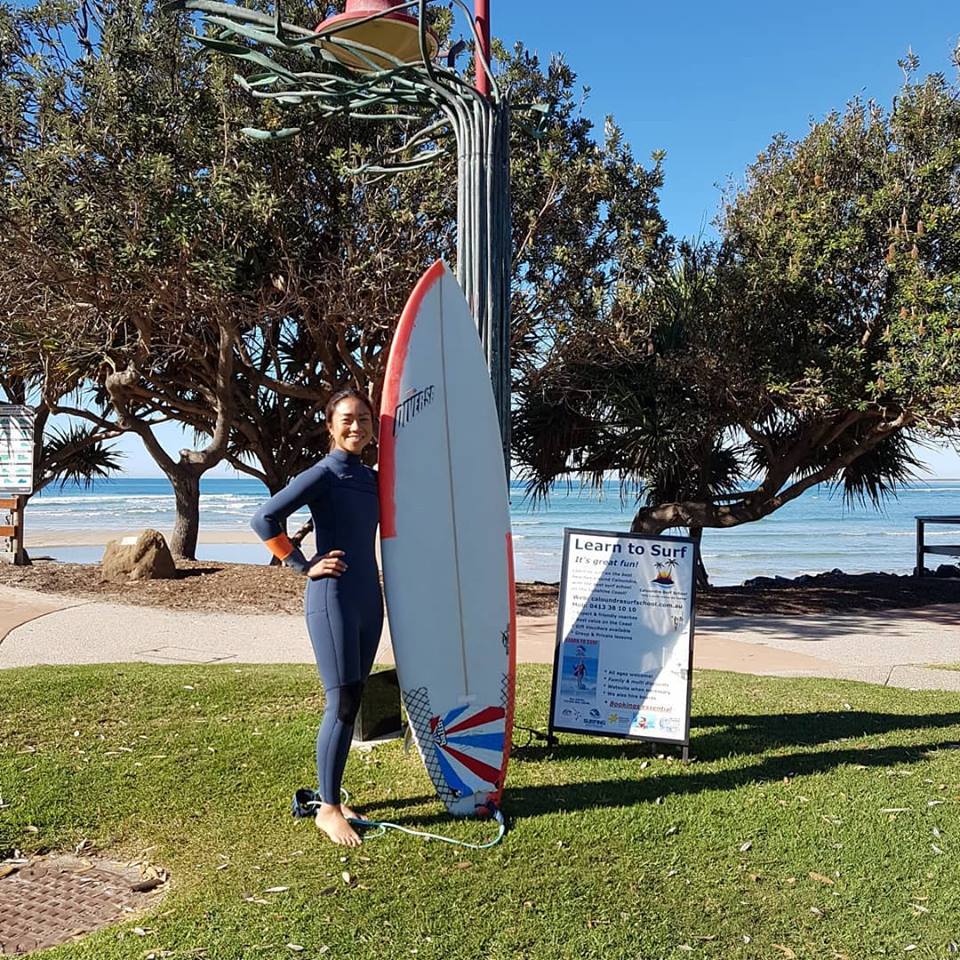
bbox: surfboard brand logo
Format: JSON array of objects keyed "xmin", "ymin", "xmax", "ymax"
[
  {"xmin": 392, "ymin": 385, "xmax": 436, "ymax": 435},
  {"xmin": 429, "ymin": 714, "xmax": 448, "ymax": 746}
]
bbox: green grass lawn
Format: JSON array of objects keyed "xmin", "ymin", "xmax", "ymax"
[{"xmin": 2, "ymin": 664, "xmax": 960, "ymax": 960}]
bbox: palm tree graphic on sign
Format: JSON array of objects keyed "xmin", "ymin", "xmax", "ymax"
[{"xmin": 653, "ymin": 558, "xmax": 679, "ymax": 587}]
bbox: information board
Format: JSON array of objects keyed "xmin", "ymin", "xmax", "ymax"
[
  {"xmin": 548, "ymin": 528, "xmax": 697, "ymax": 745},
  {"xmin": 0, "ymin": 405, "xmax": 35, "ymax": 495}
]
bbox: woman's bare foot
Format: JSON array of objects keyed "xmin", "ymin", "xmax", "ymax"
[{"xmin": 315, "ymin": 803, "xmax": 362, "ymax": 847}]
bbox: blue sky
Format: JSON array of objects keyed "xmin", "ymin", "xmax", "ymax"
[
  {"xmin": 112, "ymin": 0, "xmax": 960, "ymax": 477},
  {"xmin": 495, "ymin": 0, "xmax": 958, "ymax": 244}
]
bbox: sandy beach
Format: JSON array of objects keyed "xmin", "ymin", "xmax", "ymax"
[{"xmin": 25, "ymin": 529, "xmax": 261, "ymax": 548}]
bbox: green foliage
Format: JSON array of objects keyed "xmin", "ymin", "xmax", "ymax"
[
  {"xmin": 2, "ymin": 0, "xmax": 673, "ymax": 518},
  {"xmin": 38, "ymin": 421, "xmax": 125, "ymax": 491},
  {"xmin": 724, "ymin": 64, "xmax": 960, "ymax": 426},
  {"xmin": 502, "ymin": 49, "xmax": 670, "ymax": 362},
  {"xmin": 515, "ymin": 245, "xmax": 739, "ymax": 509},
  {"xmin": 515, "ymin": 54, "xmax": 960, "ymax": 539}
]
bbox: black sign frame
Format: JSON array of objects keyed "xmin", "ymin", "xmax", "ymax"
[{"xmin": 547, "ymin": 527, "xmax": 699, "ymax": 749}]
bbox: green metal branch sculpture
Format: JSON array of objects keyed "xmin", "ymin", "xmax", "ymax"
[{"xmin": 164, "ymin": 0, "xmax": 513, "ymax": 458}]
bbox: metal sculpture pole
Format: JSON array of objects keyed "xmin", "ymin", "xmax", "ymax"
[
  {"xmin": 455, "ymin": 51, "xmax": 511, "ymax": 456},
  {"xmin": 167, "ymin": 0, "xmax": 512, "ymax": 468}
]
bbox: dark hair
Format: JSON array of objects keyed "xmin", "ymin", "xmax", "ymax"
[{"xmin": 325, "ymin": 387, "xmax": 376, "ymax": 450}]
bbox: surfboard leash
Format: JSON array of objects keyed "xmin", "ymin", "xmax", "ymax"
[
  {"xmin": 292, "ymin": 788, "xmax": 507, "ymax": 849},
  {"xmin": 511, "ymin": 724, "xmax": 552, "ymax": 752}
]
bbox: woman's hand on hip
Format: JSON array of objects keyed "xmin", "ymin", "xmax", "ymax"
[{"xmin": 307, "ymin": 550, "xmax": 348, "ymax": 579}]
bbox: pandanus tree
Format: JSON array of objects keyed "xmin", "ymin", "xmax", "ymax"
[
  {"xmin": 0, "ymin": 318, "xmax": 126, "ymax": 505},
  {"xmin": 163, "ymin": 0, "xmax": 669, "ymax": 485},
  {"xmin": 1, "ymin": 0, "xmax": 258, "ymax": 557},
  {"xmin": 0, "ymin": 5, "xmax": 124, "ymax": 510},
  {"xmin": 515, "ymin": 53, "xmax": 960, "ymax": 585},
  {"xmin": 5, "ymin": 0, "xmax": 670, "ymax": 559}
]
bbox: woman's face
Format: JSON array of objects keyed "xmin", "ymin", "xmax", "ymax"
[{"xmin": 329, "ymin": 397, "xmax": 374, "ymax": 455}]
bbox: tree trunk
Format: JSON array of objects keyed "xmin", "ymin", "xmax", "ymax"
[
  {"xmin": 630, "ymin": 511, "xmax": 668, "ymax": 536},
  {"xmin": 688, "ymin": 526, "xmax": 710, "ymax": 590},
  {"xmin": 631, "ymin": 512, "xmax": 710, "ymax": 588},
  {"xmin": 97, "ymin": 318, "xmax": 238, "ymax": 563},
  {"xmin": 290, "ymin": 517, "xmax": 314, "ymax": 549},
  {"xmin": 170, "ymin": 470, "xmax": 201, "ymax": 560}
]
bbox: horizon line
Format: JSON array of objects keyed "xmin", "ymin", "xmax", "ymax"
[{"xmin": 53, "ymin": 474, "xmax": 960, "ymax": 483}]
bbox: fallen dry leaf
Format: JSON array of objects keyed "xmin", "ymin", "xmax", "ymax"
[
  {"xmin": 773, "ymin": 945, "xmax": 797, "ymax": 959},
  {"xmin": 809, "ymin": 872, "xmax": 835, "ymax": 886}
]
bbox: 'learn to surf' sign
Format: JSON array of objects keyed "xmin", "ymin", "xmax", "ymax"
[
  {"xmin": 0, "ymin": 405, "xmax": 34, "ymax": 496},
  {"xmin": 548, "ymin": 528, "xmax": 697, "ymax": 746}
]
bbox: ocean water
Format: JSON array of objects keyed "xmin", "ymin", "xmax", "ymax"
[{"xmin": 21, "ymin": 477, "xmax": 960, "ymax": 586}]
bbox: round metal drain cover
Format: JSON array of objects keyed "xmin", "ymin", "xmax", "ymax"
[{"xmin": 0, "ymin": 856, "xmax": 165, "ymax": 955}]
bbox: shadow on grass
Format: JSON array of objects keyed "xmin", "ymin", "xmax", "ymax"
[
  {"xmin": 363, "ymin": 709, "xmax": 960, "ymax": 830},
  {"xmin": 510, "ymin": 710, "xmax": 960, "ymax": 763},
  {"xmin": 693, "ymin": 709, "xmax": 960, "ymax": 756},
  {"xmin": 508, "ymin": 739, "xmax": 960, "ymax": 820},
  {"xmin": 366, "ymin": 737, "xmax": 960, "ymax": 830}
]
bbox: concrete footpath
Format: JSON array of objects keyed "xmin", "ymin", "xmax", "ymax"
[{"xmin": 1, "ymin": 584, "xmax": 959, "ymax": 691}]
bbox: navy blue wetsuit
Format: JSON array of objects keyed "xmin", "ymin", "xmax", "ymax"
[{"xmin": 250, "ymin": 449, "xmax": 383, "ymax": 805}]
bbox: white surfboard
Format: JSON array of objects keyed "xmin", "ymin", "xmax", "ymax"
[{"xmin": 379, "ymin": 260, "xmax": 516, "ymax": 818}]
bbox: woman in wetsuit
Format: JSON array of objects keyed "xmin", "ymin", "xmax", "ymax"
[{"xmin": 251, "ymin": 388, "xmax": 382, "ymax": 847}]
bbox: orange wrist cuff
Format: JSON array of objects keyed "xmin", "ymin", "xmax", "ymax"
[{"xmin": 264, "ymin": 534, "xmax": 296, "ymax": 561}]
